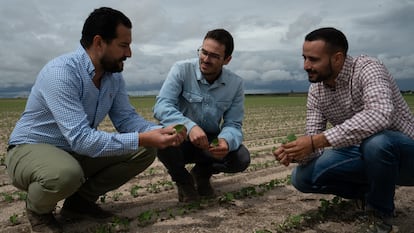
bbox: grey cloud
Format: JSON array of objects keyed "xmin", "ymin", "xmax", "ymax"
[
  {"xmin": 380, "ymin": 54, "xmax": 414, "ymax": 80},
  {"xmin": 282, "ymin": 13, "xmax": 323, "ymax": 42},
  {"xmin": 0, "ymin": 0, "xmax": 413, "ymax": 98}
]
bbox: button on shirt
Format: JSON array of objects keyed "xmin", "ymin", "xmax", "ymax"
[
  {"xmin": 307, "ymin": 55, "xmax": 414, "ymax": 148},
  {"xmin": 153, "ymin": 58, "xmax": 245, "ymax": 151},
  {"xmin": 9, "ymin": 46, "xmax": 157, "ymax": 157}
]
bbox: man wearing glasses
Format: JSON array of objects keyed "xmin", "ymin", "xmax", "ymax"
[{"xmin": 154, "ymin": 29, "xmax": 251, "ymax": 202}]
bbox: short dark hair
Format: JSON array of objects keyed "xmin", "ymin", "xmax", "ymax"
[
  {"xmin": 204, "ymin": 29, "xmax": 234, "ymax": 58},
  {"xmin": 80, "ymin": 7, "xmax": 132, "ymax": 49},
  {"xmin": 305, "ymin": 27, "xmax": 348, "ymax": 56}
]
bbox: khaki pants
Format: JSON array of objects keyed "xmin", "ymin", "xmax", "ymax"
[{"xmin": 5, "ymin": 143, "xmax": 155, "ymax": 214}]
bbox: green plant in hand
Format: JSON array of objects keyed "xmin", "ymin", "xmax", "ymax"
[
  {"xmin": 281, "ymin": 133, "xmax": 297, "ymax": 144},
  {"xmin": 210, "ymin": 138, "xmax": 219, "ymax": 147},
  {"xmin": 173, "ymin": 124, "xmax": 185, "ymax": 133},
  {"xmin": 277, "ymin": 133, "xmax": 298, "ymax": 164}
]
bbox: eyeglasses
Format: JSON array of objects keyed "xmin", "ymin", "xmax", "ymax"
[{"xmin": 197, "ymin": 47, "xmax": 222, "ymax": 60}]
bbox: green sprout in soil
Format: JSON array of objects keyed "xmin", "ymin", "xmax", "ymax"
[
  {"xmin": 9, "ymin": 214, "xmax": 19, "ymax": 225},
  {"xmin": 275, "ymin": 196, "xmax": 348, "ymax": 232},
  {"xmin": 133, "ymin": 176, "xmax": 291, "ymax": 227},
  {"xmin": 130, "ymin": 185, "xmax": 143, "ymax": 198},
  {"xmin": 1, "ymin": 192, "xmax": 14, "ymax": 202}
]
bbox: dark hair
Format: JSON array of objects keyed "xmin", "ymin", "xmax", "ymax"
[
  {"xmin": 80, "ymin": 7, "xmax": 132, "ymax": 49},
  {"xmin": 204, "ymin": 29, "xmax": 234, "ymax": 58},
  {"xmin": 305, "ymin": 27, "xmax": 348, "ymax": 56}
]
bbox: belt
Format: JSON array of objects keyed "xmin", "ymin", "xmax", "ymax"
[{"xmin": 7, "ymin": 145, "xmax": 16, "ymax": 152}]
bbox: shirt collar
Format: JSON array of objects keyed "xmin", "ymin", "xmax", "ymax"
[
  {"xmin": 333, "ymin": 56, "xmax": 354, "ymax": 89},
  {"xmin": 76, "ymin": 45, "xmax": 96, "ymax": 78},
  {"xmin": 336, "ymin": 55, "xmax": 354, "ymax": 86}
]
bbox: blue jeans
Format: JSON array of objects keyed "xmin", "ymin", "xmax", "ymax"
[
  {"xmin": 157, "ymin": 135, "xmax": 250, "ymax": 184},
  {"xmin": 291, "ymin": 130, "xmax": 414, "ymax": 216}
]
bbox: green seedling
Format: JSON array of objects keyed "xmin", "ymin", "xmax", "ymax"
[
  {"xmin": 137, "ymin": 210, "xmax": 157, "ymax": 226},
  {"xmin": 1, "ymin": 193, "xmax": 13, "ymax": 202},
  {"xmin": 112, "ymin": 192, "xmax": 122, "ymax": 201},
  {"xmin": 210, "ymin": 138, "xmax": 219, "ymax": 147},
  {"xmin": 218, "ymin": 192, "xmax": 235, "ymax": 204},
  {"xmin": 9, "ymin": 214, "xmax": 19, "ymax": 225},
  {"xmin": 130, "ymin": 185, "xmax": 142, "ymax": 198},
  {"xmin": 173, "ymin": 124, "xmax": 185, "ymax": 133},
  {"xmin": 15, "ymin": 191, "xmax": 27, "ymax": 200},
  {"xmin": 281, "ymin": 133, "xmax": 297, "ymax": 144}
]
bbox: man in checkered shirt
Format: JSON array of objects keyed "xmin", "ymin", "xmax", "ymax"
[{"xmin": 274, "ymin": 27, "xmax": 414, "ymax": 233}]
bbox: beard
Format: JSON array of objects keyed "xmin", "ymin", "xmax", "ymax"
[
  {"xmin": 100, "ymin": 54, "xmax": 126, "ymax": 73},
  {"xmin": 306, "ymin": 60, "xmax": 334, "ymax": 83},
  {"xmin": 199, "ymin": 60, "xmax": 214, "ymax": 75},
  {"xmin": 199, "ymin": 59, "xmax": 223, "ymax": 79}
]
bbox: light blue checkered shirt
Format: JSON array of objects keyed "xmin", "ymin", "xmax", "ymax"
[{"xmin": 9, "ymin": 46, "xmax": 157, "ymax": 157}]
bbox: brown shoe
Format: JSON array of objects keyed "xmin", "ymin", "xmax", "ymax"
[
  {"xmin": 190, "ymin": 168, "xmax": 216, "ymax": 198},
  {"xmin": 26, "ymin": 209, "xmax": 62, "ymax": 233},
  {"xmin": 60, "ymin": 192, "xmax": 113, "ymax": 220},
  {"xmin": 177, "ymin": 180, "xmax": 200, "ymax": 203}
]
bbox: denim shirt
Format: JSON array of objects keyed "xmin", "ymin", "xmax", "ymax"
[
  {"xmin": 153, "ymin": 58, "xmax": 245, "ymax": 151},
  {"xmin": 9, "ymin": 46, "xmax": 158, "ymax": 157}
]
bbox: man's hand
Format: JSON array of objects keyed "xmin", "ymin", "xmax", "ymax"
[
  {"xmin": 189, "ymin": 125, "xmax": 209, "ymax": 149},
  {"xmin": 274, "ymin": 135, "xmax": 319, "ymax": 166},
  {"xmin": 273, "ymin": 146, "xmax": 292, "ymax": 166},
  {"xmin": 208, "ymin": 138, "xmax": 229, "ymax": 160},
  {"xmin": 138, "ymin": 125, "xmax": 186, "ymax": 149}
]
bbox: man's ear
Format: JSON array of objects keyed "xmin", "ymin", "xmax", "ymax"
[
  {"xmin": 334, "ymin": 52, "xmax": 346, "ymax": 63},
  {"xmin": 332, "ymin": 52, "xmax": 345, "ymax": 68},
  {"xmin": 223, "ymin": 55, "xmax": 232, "ymax": 65},
  {"xmin": 92, "ymin": 35, "xmax": 104, "ymax": 49}
]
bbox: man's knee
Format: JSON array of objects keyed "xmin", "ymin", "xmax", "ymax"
[
  {"xmin": 236, "ymin": 145, "xmax": 251, "ymax": 170},
  {"xmin": 360, "ymin": 131, "xmax": 397, "ymax": 162},
  {"xmin": 130, "ymin": 147, "xmax": 156, "ymax": 170},
  {"xmin": 291, "ymin": 167, "xmax": 313, "ymax": 193},
  {"xmin": 225, "ymin": 145, "xmax": 251, "ymax": 173},
  {"xmin": 156, "ymin": 146, "xmax": 181, "ymax": 164},
  {"xmin": 43, "ymin": 164, "xmax": 85, "ymax": 195}
]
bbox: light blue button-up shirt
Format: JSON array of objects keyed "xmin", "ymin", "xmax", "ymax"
[
  {"xmin": 9, "ymin": 46, "xmax": 157, "ymax": 157},
  {"xmin": 153, "ymin": 58, "xmax": 245, "ymax": 151}
]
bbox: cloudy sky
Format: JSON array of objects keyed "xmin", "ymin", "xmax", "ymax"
[{"xmin": 1, "ymin": 0, "xmax": 413, "ymax": 98}]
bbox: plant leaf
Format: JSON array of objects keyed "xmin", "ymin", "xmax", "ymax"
[
  {"xmin": 173, "ymin": 124, "xmax": 185, "ymax": 133},
  {"xmin": 286, "ymin": 133, "xmax": 297, "ymax": 142},
  {"xmin": 211, "ymin": 138, "xmax": 219, "ymax": 147}
]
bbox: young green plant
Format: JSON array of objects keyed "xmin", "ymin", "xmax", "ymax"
[
  {"xmin": 281, "ymin": 133, "xmax": 297, "ymax": 144},
  {"xmin": 210, "ymin": 138, "xmax": 219, "ymax": 147},
  {"xmin": 173, "ymin": 124, "xmax": 185, "ymax": 133}
]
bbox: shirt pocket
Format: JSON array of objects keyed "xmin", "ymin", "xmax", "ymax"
[
  {"xmin": 215, "ymin": 100, "xmax": 232, "ymax": 113},
  {"xmin": 182, "ymin": 91, "xmax": 203, "ymax": 103}
]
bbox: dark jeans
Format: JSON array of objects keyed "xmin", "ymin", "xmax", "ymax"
[
  {"xmin": 157, "ymin": 139, "xmax": 250, "ymax": 184},
  {"xmin": 291, "ymin": 130, "xmax": 414, "ymax": 216}
]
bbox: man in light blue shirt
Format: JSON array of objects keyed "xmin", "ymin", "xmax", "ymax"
[
  {"xmin": 154, "ymin": 29, "xmax": 250, "ymax": 202},
  {"xmin": 6, "ymin": 7, "xmax": 185, "ymax": 232}
]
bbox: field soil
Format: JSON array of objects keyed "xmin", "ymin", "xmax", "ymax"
[
  {"xmin": 1, "ymin": 96, "xmax": 414, "ymax": 232},
  {"xmin": 1, "ymin": 143, "xmax": 414, "ymax": 233}
]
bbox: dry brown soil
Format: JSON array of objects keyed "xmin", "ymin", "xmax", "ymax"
[{"xmin": 1, "ymin": 143, "xmax": 414, "ymax": 233}]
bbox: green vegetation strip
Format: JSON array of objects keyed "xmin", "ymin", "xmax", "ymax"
[{"xmin": 87, "ymin": 176, "xmax": 291, "ymax": 232}]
